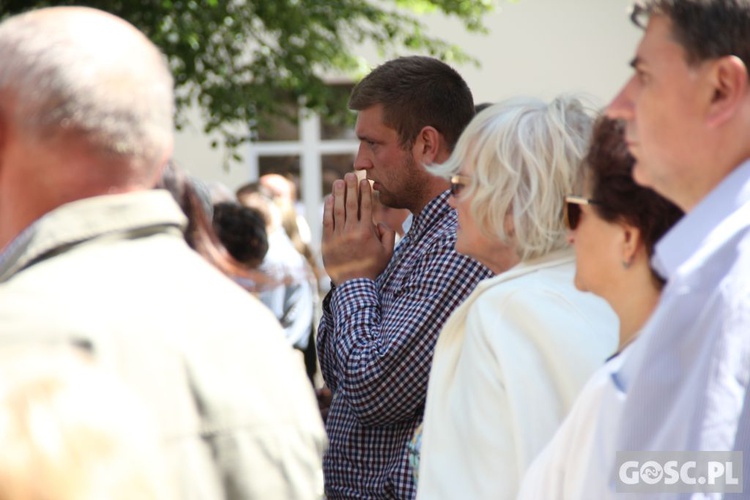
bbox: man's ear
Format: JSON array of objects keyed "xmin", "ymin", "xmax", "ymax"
[
  {"xmin": 706, "ymin": 55, "xmax": 748, "ymax": 128},
  {"xmin": 413, "ymin": 126, "xmax": 442, "ymax": 165}
]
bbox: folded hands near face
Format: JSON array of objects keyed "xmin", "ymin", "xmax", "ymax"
[{"xmin": 321, "ymin": 173, "xmax": 396, "ymax": 284}]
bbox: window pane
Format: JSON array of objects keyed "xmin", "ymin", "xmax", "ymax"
[
  {"xmin": 256, "ymin": 102, "xmax": 300, "ymax": 142},
  {"xmin": 321, "ymin": 154, "xmax": 355, "ymax": 198}
]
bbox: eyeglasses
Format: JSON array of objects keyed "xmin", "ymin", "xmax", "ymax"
[
  {"xmin": 450, "ymin": 175, "xmax": 471, "ymax": 197},
  {"xmin": 564, "ymin": 195, "xmax": 601, "ymax": 230}
]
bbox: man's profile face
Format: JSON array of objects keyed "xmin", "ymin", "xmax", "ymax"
[
  {"xmin": 607, "ymin": 15, "xmax": 711, "ymax": 207},
  {"xmin": 352, "ymin": 104, "xmax": 422, "ymax": 212}
]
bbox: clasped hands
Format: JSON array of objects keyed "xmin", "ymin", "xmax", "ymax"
[{"xmin": 321, "ymin": 173, "xmax": 396, "ymax": 285}]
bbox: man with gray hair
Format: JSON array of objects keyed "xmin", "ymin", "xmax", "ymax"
[{"xmin": 0, "ymin": 7, "xmax": 325, "ymax": 499}]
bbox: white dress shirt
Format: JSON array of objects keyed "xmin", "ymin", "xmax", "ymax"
[
  {"xmin": 528, "ymin": 160, "xmax": 750, "ymax": 499},
  {"xmin": 618, "ymin": 160, "xmax": 750, "ymax": 493}
]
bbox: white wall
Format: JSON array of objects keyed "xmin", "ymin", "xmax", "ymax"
[
  {"xmin": 430, "ymin": 0, "xmax": 641, "ymax": 105},
  {"xmin": 172, "ymin": 0, "xmax": 642, "ymax": 241}
]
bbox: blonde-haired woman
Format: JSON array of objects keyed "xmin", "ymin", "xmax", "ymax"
[{"xmin": 414, "ymin": 96, "xmax": 618, "ymax": 500}]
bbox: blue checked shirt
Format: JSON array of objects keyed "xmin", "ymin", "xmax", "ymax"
[{"xmin": 317, "ymin": 191, "xmax": 493, "ymax": 499}]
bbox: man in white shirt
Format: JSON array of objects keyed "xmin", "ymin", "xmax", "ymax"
[{"xmin": 585, "ymin": 1, "xmax": 750, "ymax": 497}]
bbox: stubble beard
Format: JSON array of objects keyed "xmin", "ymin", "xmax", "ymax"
[{"xmin": 377, "ymin": 153, "xmax": 418, "ymax": 211}]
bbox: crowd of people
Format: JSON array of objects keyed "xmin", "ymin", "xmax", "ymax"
[{"xmin": 0, "ymin": 1, "xmax": 749, "ymax": 499}]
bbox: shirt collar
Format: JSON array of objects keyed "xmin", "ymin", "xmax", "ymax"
[
  {"xmin": 408, "ymin": 190, "xmax": 453, "ymax": 239},
  {"xmin": 652, "ymin": 159, "xmax": 750, "ymax": 279}
]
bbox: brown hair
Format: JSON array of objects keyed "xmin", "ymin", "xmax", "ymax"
[
  {"xmin": 586, "ymin": 117, "xmax": 683, "ymax": 284},
  {"xmin": 348, "ymin": 56, "xmax": 475, "ymax": 150},
  {"xmin": 212, "ymin": 202, "xmax": 268, "ymax": 269}
]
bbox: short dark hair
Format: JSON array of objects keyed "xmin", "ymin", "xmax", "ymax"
[
  {"xmin": 631, "ymin": 0, "xmax": 750, "ymax": 71},
  {"xmin": 348, "ymin": 56, "xmax": 475, "ymax": 150},
  {"xmin": 586, "ymin": 117, "xmax": 683, "ymax": 285},
  {"xmin": 212, "ymin": 202, "xmax": 269, "ymax": 269},
  {"xmin": 474, "ymin": 102, "xmax": 494, "ymax": 114}
]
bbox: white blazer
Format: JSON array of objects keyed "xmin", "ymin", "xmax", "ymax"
[{"xmin": 416, "ymin": 250, "xmax": 618, "ymax": 500}]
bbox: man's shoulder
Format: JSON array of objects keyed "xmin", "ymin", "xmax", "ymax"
[
  {"xmin": 684, "ymin": 208, "xmax": 750, "ymax": 294},
  {"xmin": 0, "ymin": 231, "xmax": 282, "ymax": 336},
  {"xmin": 719, "ymin": 228, "xmax": 750, "ymax": 297},
  {"xmin": 394, "ymin": 236, "xmax": 490, "ymax": 290}
]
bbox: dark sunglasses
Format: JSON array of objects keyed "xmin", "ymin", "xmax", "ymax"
[
  {"xmin": 450, "ymin": 175, "xmax": 471, "ymax": 197},
  {"xmin": 564, "ymin": 195, "xmax": 601, "ymax": 230}
]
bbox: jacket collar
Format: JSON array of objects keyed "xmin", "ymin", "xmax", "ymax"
[
  {"xmin": 0, "ymin": 190, "xmax": 186, "ymax": 282},
  {"xmin": 473, "ymin": 248, "xmax": 575, "ymax": 294}
]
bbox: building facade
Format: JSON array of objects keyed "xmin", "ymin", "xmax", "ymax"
[{"xmin": 173, "ymin": 0, "xmax": 639, "ymax": 249}]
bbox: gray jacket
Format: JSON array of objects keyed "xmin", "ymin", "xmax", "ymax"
[{"xmin": 0, "ymin": 190, "xmax": 326, "ymax": 499}]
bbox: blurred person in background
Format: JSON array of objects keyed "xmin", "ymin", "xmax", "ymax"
[
  {"xmin": 237, "ymin": 182, "xmax": 319, "ymax": 382},
  {"xmin": 206, "ymin": 180, "xmax": 237, "ymax": 205},
  {"xmin": 212, "ymin": 201, "xmax": 269, "ymax": 271},
  {"xmin": 158, "ymin": 161, "xmax": 268, "ymax": 292},
  {"xmin": 260, "ymin": 173, "xmax": 313, "ymax": 249}
]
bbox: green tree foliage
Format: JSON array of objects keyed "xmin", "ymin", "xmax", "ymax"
[{"xmin": 0, "ymin": 0, "xmax": 495, "ymax": 159}]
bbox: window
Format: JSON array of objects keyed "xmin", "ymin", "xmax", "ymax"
[{"xmin": 247, "ymin": 83, "xmax": 358, "ymax": 251}]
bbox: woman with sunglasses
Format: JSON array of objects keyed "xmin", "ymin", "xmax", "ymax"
[
  {"xmin": 517, "ymin": 116, "xmax": 683, "ymax": 499},
  {"xmin": 414, "ymin": 96, "xmax": 619, "ymax": 500}
]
